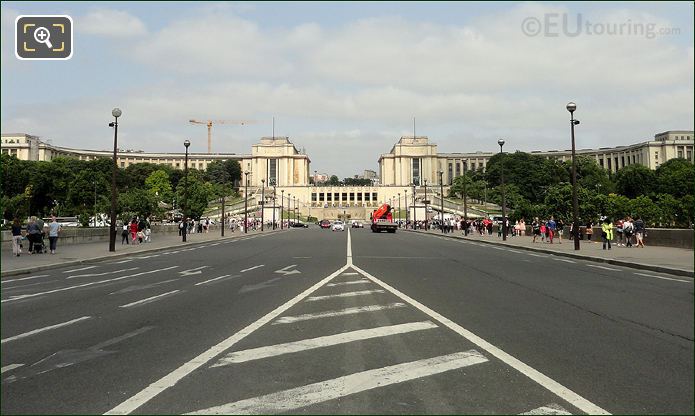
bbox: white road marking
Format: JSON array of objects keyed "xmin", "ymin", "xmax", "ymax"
[
  {"xmin": 109, "ymin": 279, "xmax": 179, "ymax": 295},
  {"xmin": 527, "ymin": 253, "xmax": 545, "ymax": 258},
  {"xmin": 1, "ymin": 275, "xmax": 49, "ymax": 284},
  {"xmin": 587, "ymin": 264, "xmax": 619, "ymax": 271},
  {"xmin": 274, "ymin": 265, "xmax": 301, "ymax": 275},
  {"xmin": 293, "ymin": 256, "xmax": 312, "ymax": 259},
  {"xmin": 213, "ymin": 321, "xmax": 438, "ymax": 366},
  {"xmin": 305, "ymin": 289, "xmax": 385, "ymax": 302},
  {"xmin": 209, "ymin": 243, "xmax": 220, "ymax": 246},
  {"xmin": 179, "ymin": 266, "xmax": 209, "ymax": 276},
  {"xmin": 273, "ymin": 303, "xmax": 407, "ymax": 324},
  {"xmin": 341, "ymin": 272, "xmax": 359, "ymax": 276},
  {"xmin": 350, "ymin": 264, "xmax": 610, "ymax": 415},
  {"xmin": 634, "ymin": 272, "xmax": 692, "ymax": 283},
  {"xmin": 105, "ymin": 264, "xmax": 350, "ymax": 415},
  {"xmin": 66, "ymin": 267, "xmax": 139, "ymax": 279},
  {"xmin": 1, "ymin": 316, "xmax": 92, "ymax": 344},
  {"xmin": 189, "ymin": 350, "xmax": 488, "ymax": 415},
  {"xmin": 1, "ymin": 266, "xmax": 179, "ymax": 304},
  {"xmin": 553, "ymin": 258, "xmax": 576, "ymax": 264},
  {"xmin": 91, "ymin": 326, "xmax": 155, "ymax": 350},
  {"xmin": 520, "ymin": 403, "xmax": 572, "ymax": 415},
  {"xmin": 119, "ymin": 290, "xmax": 181, "ymax": 308},
  {"xmin": 326, "ymin": 279, "xmax": 370, "ymax": 287},
  {"xmin": 195, "ymin": 275, "xmax": 240, "ymax": 286},
  {"xmin": 62, "ymin": 266, "xmax": 97, "ymax": 273},
  {"xmin": 110, "ymin": 259, "xmax": 134, "ymax": 264},
  {"xmin": 1, "ymin": 364, "xmax": 24, "ymax": 374},
  {"xmin": 240, "ymin": 265, "xmax": 264, "ymax": 273},
  {"xmin": 507, "ymin": 249, "xmax": 522, "ymax": 253}
]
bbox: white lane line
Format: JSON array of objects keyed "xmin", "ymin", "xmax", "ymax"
[
  {"xmin": 66, "ymin": 267, "xmax": 139, "ymax": 279},
  {"xmin": 587, "ymin": 264, "xmax": 619, "ymax": 271},
  {"xmin": 119, "ymin": 290, "xmax": 181, "ymax": 308},
  {"xmin": 527, "ymin": 253, "xmax": 545, "ymax": 258},
  {"xmin": 553, "ymin": 258, "xmax": 576, "ymax": 264},
  {"xmin": 189, "ymin": 350, "xmax": 488, "ymax": 415},
  {"xmin": 273, "ymin": 303, "xmax": 407, "ymax": 325},
  {"xmin": 62, "ymin": 266, "xmax": 97, "ymax": 273},
  {"xmin": 1, "ymin": 364, "xmax": 24, "ymax": 374},
  {"xmin": 1, "ymin": 275, "xmax": 49, "ymax": 284},
  {"xmin": 1, "ymin": 266, "xmax": 179, "ymax": 304},
  {"xmin": 351, "ymin": 264, "xmax": 610, "ymax": 415},
  {"xmin": 111, "ymin": 259, "xmax": 134, "ymax": 264},
  {"xmin": 195, "ymin": 275, "xmax": 240, "ymax": 286},
  {"xmin": 293, "ymin": 256, "xmax": 312, "ymax": 259},
  {"xmin": 327, "ymin": 279, "xmax": 371, "ymax": 287},
  {"xmin": 1, "ymin": 316, "xmax": 92, "ymax": 344},
  {"xmin": 507, "ymin": 249, "xmax": 522, "ymax": 253},
  {"xmin": 341, "ymin": 272, "xmax": 359, "ymax": 276},
  {"xmin": 305, "ymin": 289, "xmax": 385, "ymax": 302},
  {"xmin": 209, "ymin": 243, "xmax": 220, "ymax": 246},
  {"xmin": 240, "ymin": 265, "xmax": 264, "ymax": 273},
  {"xmin": 520, "ymin": 403, "xmax": 572, "ymax": 415},
  {"xmin": 634, "ymin": 272, "xmax": 692, "ymax": 283},
  {"xmin": 105, "ymin": 264, "xmax": 350, "ymax": 415},
  {"xmin": 213, "ymin": 321, "xmax": 438, "ymax": 366}
]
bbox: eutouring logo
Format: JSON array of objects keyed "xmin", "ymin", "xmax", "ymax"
[{"xmin": 521, "ymin": 13, "xmax": 680, "ymax": 39}]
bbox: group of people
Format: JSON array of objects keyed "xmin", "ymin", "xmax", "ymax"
[
  {"xmin": 599, "ymin": 216, "xmax": 646, "ymax": 250},
  {"xmin": 122, "ymin": 217, "xmax": 151, "ymax": 245},
  {"xmin": 10, "ymin": 216, "xmax": 62, "ymax": 256},
  {"xmin": 530, "ymin": 217, "xmax": 564, "ymax": 244}
]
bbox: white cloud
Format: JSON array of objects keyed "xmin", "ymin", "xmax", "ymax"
[{"xmin": 79, "ymin": 8, "xmax": 147, "ymax": 37}]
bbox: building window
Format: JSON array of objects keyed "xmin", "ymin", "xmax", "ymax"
[
  {"xmin": 268, "ymin": 159, "xmax": 277, "ymax": 185},
  {"xmin": 364, "ymin": 193, "xmax": 369, "ymax": 202},
  {"xmin": 120, "ymin": 162, "xmax": 125, "ymax": 168},
  {"xmin": 372, "ymin": 192, "xmax": 378, "ymax": 202},
  {"xmin": 448, "ymin": 163, "xmax": 453, "ymax": 185},
  {"xmin": 349, "ymin": 192, "xmax": 355, "ymax": 201},
  {"xmin": 326, "ymin": 193, "xmax": 332, "ymax": 202},
  {"xmin": 599, "ymin": 158, "xmax": 604, "ymax": 168},
  {"xmin": 333, "ymin": 192, "xmax": 339, "ymax": 202},
  {"xmin": 621, "ymin": 156, "xmax": 625, "ymax": 167},
  {"xmin": 687, "ymin": 149, "xmax": 692, "ymax": 160},
  {"xmin": 342, "ymin": 193, "xmax": 347, "ymax": 201},
  {"xmin": 319, "ymin": 193, "xmax": 325, "ymax": 202},
  {"xmin": 654, "ymin": 151, "xmax": 659, "ymax": 160},
  {"xmin": 607, "ymin": 158, "xmax": 612, "ymax": 171},
  {"xmin": 456, "ymin": 162, "xmax": 461, "ymax": 177},
  {"xmin": 632, "ymin": 155, "xmax": 636, "ymax": 164},
  {"xmin": 678, "ymin": 149, "xmax": 683, "ymax": 158},
  {"xmin": 311, "ymin": 193, "xmax": 317, "ymax": 202},
  {"xmin": 412, "ymin": 158, "xmax": 421, "ymax": 185},
  {"xmin": 357, "ymin": 193, "xmax": 363, "ymax": 201}
]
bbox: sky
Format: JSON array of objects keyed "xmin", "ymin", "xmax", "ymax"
[{"xmin": 1, "ymin": 1, "xmax": 693, "ymax": 178}]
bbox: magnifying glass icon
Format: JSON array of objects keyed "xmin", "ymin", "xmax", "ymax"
[{"xmin": 33, "ymin": 27, "xmax": 53, "ymax": 49}]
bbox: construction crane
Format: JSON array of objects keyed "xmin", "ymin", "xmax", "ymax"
[{"xmin": 188, "ymin": 119, "xmax": 259, "ymax": 153}]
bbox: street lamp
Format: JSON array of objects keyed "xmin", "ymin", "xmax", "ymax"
[
  {"xmin": 281, "ymin": 189, "xmax": 285, "ymax": 229},
  {"xmin": 244, "ymin": 171, "xmax": 250, "ymax": 234},
  {"xmin": 438, "ymin": 171, "xmax": 444, "ymax": 233},
  {"xmin": 93, "ymin": 180, "xmax": 97, "ymax": 228},
  {"xmin": 182, "ymin": 139, "xmax": 190, "ymax": 242},
  {"xmin": 462, "ymin": 161, "xmax": 468, "ymax": 224},
  {"xmin": 424, "ymin": 178, "xmax": 428, "ymax": 230},
  {"xmin": 397, "ymin": 193, "xmax": 401, "ymax": 226},
  {"xmin": 288, "ymin": 193, "xmax": 292, "ymax": 223},
  {"xmin": 404, "ymin": 189, "xmax": 408, "ymax": 228},
  {"xmin": 498, "ymin": 139, "xmax": 507, "ymax": 241},
  {"xmin": 567, "ymin": 101, "xmax": 581, "ymax": 250},
  {"xmin": 293, "ymin": 196, "xmax": 296, "ymax": 221},
  {"xmin": 261, "ymin": 179, "xmax": 265, "ymax": 231},
  {"xmin": 272, "ymin": 185, "xmax": 276, "ymax": 230},
  {"xmin": 412, "ymin": 183, "xmax": 417, "ymax": 229},
  {"xmin": 108, "ymin": 107, "xmax": 121, "ymax": 252}
]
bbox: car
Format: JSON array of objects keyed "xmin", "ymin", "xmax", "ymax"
[
  {"xmin": 291, "ymin": 221, "xmax": 309, "ymax": 228},
  {"xmin": 351, "ymin": 221, "xmax": 364, "ymax": 228},
  {"xmin": 319, "ymin": 219, "xmax": 331, "ymax": 229},
  {"xmin": 331, "ymin": 221, "xmax": 345, "ymax": 231}
]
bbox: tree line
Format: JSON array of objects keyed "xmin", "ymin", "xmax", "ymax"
[
  {"xmin": 448, "ymin": 152, "xmax": 694, "ymax": 228},
  {"xmin": 1, "ymin": 154, "xmax": 241, "ymax": 225}
]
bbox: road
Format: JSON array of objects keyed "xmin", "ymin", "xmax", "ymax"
[{"xmin": 1, "ymin": 227, "xmax": 692, "ymax": 414}]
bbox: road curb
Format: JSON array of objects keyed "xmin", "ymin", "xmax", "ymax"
[
  {"xmin": 405, "ymin": 230, "xmax": 694, "ymax": 278},
  {"xmin": 1, "ymin": 229, "xmax": 285, "ymax": 278}
]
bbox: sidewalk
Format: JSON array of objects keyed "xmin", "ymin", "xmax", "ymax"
[
  {"xmin": 1, "ymin": 229, "xmax": 274, "ymax": 277},
  {"xmin": 412, "ymin": 229, "xmax": 694, "ymax": 277}
]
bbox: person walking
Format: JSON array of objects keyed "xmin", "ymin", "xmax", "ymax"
[
  {"xmin": 121, "ymin": 223, "xmax": 130, "ymax": 244},
  {"xmin": 532, "ymin": 218, "xmax": 541, "ymax": 243},
  {"xmin": 585, "ymin": 221, "xmax": 594, "ymax": 242},
  {"xmin": 47, "ymin": 215, "xmax": 62, "ymax": 254},
  {"xmin": 11, "ymin": 218, "xmax": 23, "ymax": 257},
  {"xmin": 623, "ymin": 217, "xmax": 634, "ymax": 248},
  {"xmin": 26, "ymin": 217, "xmax": 42, "ymax": 254},
  {"xmin": 634, "ymin": 216, "xmax": 646, "ymax": 248},
  {"xmin": 615, "ymin": 218, "xmax": 624, "ymax": 246},
  {"xmin": 130, "ymin": 218, "xmax": 139, "ymax": 245},
  {"xmin": 601, "ymin": 217, "xmax": 613, "ymax": 250},
  {"xmin": 556, "ymin": 219, "xmax": 564, "ymax": 244},
  {"xmin": 547, "ymin": 216, "xmax": 557, "ymax": 244}
]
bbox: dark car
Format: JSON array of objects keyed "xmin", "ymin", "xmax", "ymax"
[
  {"xmin": 291, "ymin": 221, "xmax": 309, "ymax": 228},
  {"xmin": 320, "ymin": 219, "xmax": 331, "ymax": 229}
]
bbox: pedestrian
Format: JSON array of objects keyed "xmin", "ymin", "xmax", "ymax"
[
  {"xmin": 122, "ymin": 223, "xmax": 130, "ymax": 244},
  {"xmin": 623, "ymin": 217, "xmax": 634, "ymax": 248},
  {"xmin": 556, "ymin": 219, "xmax": 564, "ymax": 244},
  {"xmin": 519, "ymin": 218, "xmax": 526, "ymax": 236},
  {"xmin": 540, "ymin": 222, "xmax": 546, "ymax": 243},
  {"xmin": 601, "ymin": 216, "xmax": 613, "ymax": 250},
  {"xmin": 47, "ymin": 215, "xmax": 61, "ymax": 254},
  {"xmin": 634, "ymin": 216, "xmax": 646, "ymax": 248},
  {"xmin": 532, "ymin": 217, "xmax": 541, "ymax": 243},
  {"xmin": 11, "ymin": 218, "xmax": 23, "ymax": 257},
  {"xmin": 615, "ymin": 218, "xmax": 624, "ymax": 246},
  {"xmin": 586, "ymin": 221, "xmax": 594, "ymax": 242},
  {"xmin": 547, "ymin": 216, "xmax": 556, "ymax": 244},
  {"xmin": 26, "ymin": 217, "xmax": 42, "ymax": 254},
  {"xmin": 130, "ymin": 218, "xmax": 139, "ymax": 244}
]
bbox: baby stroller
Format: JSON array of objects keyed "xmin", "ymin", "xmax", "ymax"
[{"xmin": 29, "ymin": 232, "xmax": 48, "ymax": 254}]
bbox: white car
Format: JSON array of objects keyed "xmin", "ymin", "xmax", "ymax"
[{"xmin": 331, "ymin": 221, "xmax": 345, "ymax": 231}]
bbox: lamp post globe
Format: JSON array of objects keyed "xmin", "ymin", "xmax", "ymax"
[
  {"xmin": 497, "ymin": 139, "xmax": 505, "ymax": 148},
  {"xmin": 112, "ymin": 108, "xmax": 122, "ymax": 118},
  {"xmin": 566, "ymin": 102, "xmax": 577, "ymax": 113}
]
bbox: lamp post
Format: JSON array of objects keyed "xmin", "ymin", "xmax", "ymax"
[
  {"xmin": 404, "ymin": 189, "xmax": 408, "ymax": 228},
  {"xmin": 281, "ymin": 189, "xmax": 285, "ymax": 229},
  {"xmin": 108, "ymin": 107, "xmax": 121, "ymax": 252},
  {"xmin": 288, "ymin": 193, "xmax": 291, "ymax": 223},
  {"xmin": 272, "ymin": 185, "xmax": 276, "ymax": 230},
  {"xmin": 221, "ymin": 192, "xmax": 225, "ymax": 237},
  {"xmin": 244, "ymin": 171, "xmax": 250, "ymax": 234},
  {"xmin": 438, "ymin": 171, "xmax": 444, "ymax": 233},
  {"xmin": 182, "ymin": 139, "xmax": 190, "ymax": 242},
  {"xmin": 397, "ymin": 193, "xmax": 401, "ymax": 226},
  {"xmin": 463, "ymin": 161, "xmax": 468, "ymax": 223},
  {"xmin": 93, "ymin": 180, "xmax": 97, "ymax": 228},
  {"xmin": 567, "ymin": 102, "xmax": 581, "ymax": 250},
  {"xmin": 412, "ymin": 183, "xmax": 417, "ymax": 229},
  {"xmin": 424, "ymin": 178, "xmax": 428, "ymax": 230},
  {"xmin": 293, "ymin": 196, "xmax": 296, "ymax": 222},
  {"xmin": 498, "ymin": 139, "xmax": 507, "ymax": 241},
  {"xmin": 261, "ymin": 179, "xmax": 265, "ymax": 231}
]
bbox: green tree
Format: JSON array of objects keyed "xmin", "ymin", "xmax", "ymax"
[
  {"xmin": 614, "ymin": 164, "xmax": 656, "ymax": 199},
  {"xmin": 118, "ymin": 188, "xmax": 160, "ymax": 219},
  {"xmin": 628, "ymin": 195, "xmax": 660, "ymax": 227},
  {"xmin": 328, "ymin": 175, "xmax": 341, "ymax": 186},
  {"xmin": 145, "ymin": 170, "xmax": 173, "ymax": 202},
  {"xmin": 176, "ymin": 172, "xmax": 215, "ymax": 219},
  {"xmin": 655, "ymin": 158, "xmax": 695, "ymax": 199}
]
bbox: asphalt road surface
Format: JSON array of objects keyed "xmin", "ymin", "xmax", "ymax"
[{"xmin": 1, "ymin": 228, "xmax": 692, "ymax": 414}]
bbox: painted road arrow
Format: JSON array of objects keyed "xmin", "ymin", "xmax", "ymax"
[
  {"xmin": 179, "ymin": 266, "xmax": 209, "ymax": 277},
  {"xmin": 274, "ymin": 265, "xmax": 301, "ymax": 276}
]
